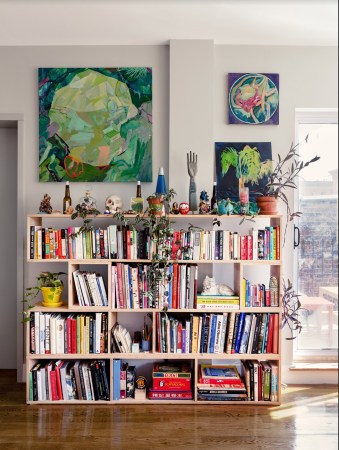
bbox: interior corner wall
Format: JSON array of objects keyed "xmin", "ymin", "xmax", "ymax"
[{"xmin": 169, "ymin": 40, "xmax": 214, "ymax": 203}]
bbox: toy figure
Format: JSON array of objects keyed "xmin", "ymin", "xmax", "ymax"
[
  {"xmin": 187, "ymin": 151, "xmax": 198, "ymax": 212},
  {"xmin": 39, "ymin": 194, "xmax": 53, "ymax": 214}
]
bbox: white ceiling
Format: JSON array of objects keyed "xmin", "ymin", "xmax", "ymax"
[{"xmin": 0, "ymin": 0, "xmax": 337, "ymax": 46}]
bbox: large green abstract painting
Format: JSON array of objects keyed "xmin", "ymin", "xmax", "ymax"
[{"xmin": 39, "ymin": 68, "xmax": 152, "ymax": 182}]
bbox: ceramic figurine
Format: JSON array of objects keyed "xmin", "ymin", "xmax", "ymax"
[
  {"xmin": 199, "ymin": 190, "xmax": 210, "ymax": 214},
  {"xmin": 179, "ymin": 202, "xmax": 189, "ymax": 215},
  {"xmin": 202, "ymin": 276, "xmax": 234, "ymax": 296},
  {"xmin": 171, "ymin": 202, "xmax": 180, "ymax": 214},
  {"xmin": 218, "ymin": 198, "xmax": 234, "ymax": 215},
  {"xmin": 187, "ymin": 151, "xmax": 198, "ymax": 212}
]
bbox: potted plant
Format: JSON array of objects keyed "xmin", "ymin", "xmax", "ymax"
[
  {"xmin": 23, "ymin": 271, "xmax": 66, "ymax": 321},
  {"xmin": 256, "ymin": 135, "xmax": 320, "ymax": 217},
  {"xmin": 146, "ymin": 193, "xmax": 165, "ymax": 216}
]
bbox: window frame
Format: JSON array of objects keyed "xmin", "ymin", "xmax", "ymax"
[{"xmin": 293, "ymin": 108, "xmax": 338, "ymax": 363}]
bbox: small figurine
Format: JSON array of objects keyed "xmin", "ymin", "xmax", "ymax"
[
  {"xmin": 105, "ymin": 195, "xmax": 123, "ymax": 214},
  {"xmin": 179, "ymin": 202, "xmax": 190, "ymax": 215},
  {"xmin": 65, "ymin": 205, "xmax": 74, "ymax": 215},
  {"xmin": 199, "ymin": 190, "xmax": 210, "ymax": 214},
  {"xmin": 39, "ymin": 194, "xmax": 53, "ymax": 214},
  {"xmin": 202, "ymin": 276, "xmax": 234, "ymax": 296},
  {"xmin": 171, "ymin": 202, "xmax": 180, "ymax": 215}
]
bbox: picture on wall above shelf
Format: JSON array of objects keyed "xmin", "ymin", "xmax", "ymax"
[
  {"xmin": 228, "ymin": 73, "xmax": 279, "ymax": 125},
  {"xmin": 215, "ymin": 142, "xmax": 273, "ymax": 203},
  {"xmin": 38, "ymin": 67, "xmax": 152, "ymax": 182}
]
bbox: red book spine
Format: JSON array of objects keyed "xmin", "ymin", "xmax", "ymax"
[
  {"xmin": 198, "ymin": 377, "xmax": 243, "ymax": 386},
  {"xmin": 148, "ymin": 390, "xmax": 192, "ymax": 399},
  {"xmin": 247, "ymin": 235, "xmax": 253, "ymax": 260},
  {"xmin": 55, "ymin": 362, "xmax": 63, "ymax": 400},
  {"xmin": 126, "ymin": 230, "xmax": 132, "ymax": 260},
  {"xmin": 152, "ymin": 378, "xmax": 191, "ymax": 391},
  {"xmin": 49, "ymin": 370, "xmax": 59, "ymax": 400},
  {"xmin": 172, "ymin": 263, "xmax": 178, "ymax": 309},
  {"xmin": 67, "ymin": 317, "xmax": 72, "ymax": 353},
  {"xmin": 116, "ymin": 263, "xmax": 124, "ymax": 309},
  {"xmin": 265, "ymin": 290, "xmax": 271, "ymax": 307},
  {"xmin": 240, "ymin": 235, "xmax": 247, "ymax": 260},
  {"xmin": 276, "ymin": 226, "xmax": 280, "ymax": 260},
  {"xmin": 272, "ymin": 313, "xmax": 279, "ymax": 354},
  {"xmin": 266, "ymin": 314, "xmax": 275, "ymax": 354},
  {"xmin": 171, "ymin": 232, "xmax": 181, "ymax": 260},
  {"xmin": 71, "ymin": 318, "xmax": 77, "ymax": 354}
]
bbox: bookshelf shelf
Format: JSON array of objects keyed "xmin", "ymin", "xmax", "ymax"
[{"xmin": 26, "ymin": 213, "xmax": 282, "ymax": 405}]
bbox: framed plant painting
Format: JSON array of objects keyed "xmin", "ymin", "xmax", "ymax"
[
  {"xmin": 215, "ymin": 142, "xmax": 273, "ymax": 202},
  {"xmin": 39, "ymin": 67, "xmax": 152, "ymax": 182},
  {"xmin": 228, "ymin": 73, "xmax": 279, "ymax": 125}
]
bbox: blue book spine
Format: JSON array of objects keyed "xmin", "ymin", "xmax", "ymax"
[
  {"xmin": 113, "ymin": 359, "xmax": 121, "ymax": 400},
  {"xmin": 208, "ymin": 314, "xmax": 218, "ymax": 353},
  {"xmin": 234, "ymin": 312, "xmax": 246, "ymax": 353},
  {"xmin": 182, "ymin": 328, "xmax": 186, "ymax": 354}
]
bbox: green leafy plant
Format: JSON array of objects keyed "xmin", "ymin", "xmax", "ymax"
[
  {"xmin": 71, "ymin": 203, "xmax": 101, "ymax": 237},
  {"xmin": 281, "ymin": 279, "xmax": 305, "ymax": 340},
  {"xmin": 22, "ymin": 272, "xmax": 66, "ymax": 322},
  {"xmin": 258, "ymin": 135, "xmax": 320, "ymax": 218}
]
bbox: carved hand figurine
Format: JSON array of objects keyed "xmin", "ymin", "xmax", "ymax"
[{"xmin": 187, "ymin": 151, "xmax": 198, "ymax": 212}]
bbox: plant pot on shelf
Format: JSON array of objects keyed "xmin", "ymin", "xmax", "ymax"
[
  {"xmin": 147, "ymin": 197, "xmax": 164, "ymax": 216},
  {"xmin": 256, "ymin": 196, "xmax": 278, "ymax": 215},
  {"xmin": 41, "ymin": 286, "xmax": 64, "ymax": 307}
]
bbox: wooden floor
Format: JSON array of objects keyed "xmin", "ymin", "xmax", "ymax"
[{"xmin": 0, "ymin": 371, "xmax": 337, "ymax": 450}]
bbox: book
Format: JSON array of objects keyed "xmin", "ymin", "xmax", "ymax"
[
  {"xmin": 199, "ymin": 365, "xmax": 241, "ymax": 383},
  {"xmin": 148, "ymin": 390, "xmax": 193, "ymax": 400}
]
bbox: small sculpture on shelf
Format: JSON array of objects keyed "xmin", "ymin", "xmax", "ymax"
[
  {"xmin": 201, "ymin": 276, "xmax": 235, "ymax": 296},
  {"xmin": 171, "ymin": 201, "xmax": 180, "ymax": 215},
  {"xmin": 105, "ymin": 195, "xmax": 123, "ymax": 214},
  {"xmin": 199, "ymin": 190, "xmax": 210, "ymax": 215},
  {"xmin": 217, "ymin": 198, "xmax": 234, "ymax": 216},
  {"xmin": 38, "ymin": 194, "xmax": 53, "ymax": 214},
  {"xmin": 179, "ymin": 202, "xmax": 189, "ymax": 215},
  {"xmin": 79, "ymin": 186, "xmax": 97, "ymax": 211},
  {"xmin": 187, "ymin": 151, "xmax": 198, "ymax": 212}
]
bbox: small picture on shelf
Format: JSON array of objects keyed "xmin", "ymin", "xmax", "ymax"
[
  {"xmin": 130, "ymin": 197, "xmax": 144, "ymax": 214},
  {"xmin": 215, "ymin": 142, "xmax": 273, "ymax": 202}
]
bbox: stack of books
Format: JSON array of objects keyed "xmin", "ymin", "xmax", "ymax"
[
  {"xmin": 197, "ymin": 364, "xmax": 247, "ymax": 401},
  {"xmin": 196, "ymin": 294, "xmax": 240, "ymax": 310},
  {"xmin": 148, "ymin": 363, "xmax": 193, "ymax": 400}
]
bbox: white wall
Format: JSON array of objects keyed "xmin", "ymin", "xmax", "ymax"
[
  {"xmin": 0, "ymin": 43, "xmax": 337, "ymax": 383},
  {"xmin": 0, "ymin": 127, "xmax": 17, "ymax": 368}
]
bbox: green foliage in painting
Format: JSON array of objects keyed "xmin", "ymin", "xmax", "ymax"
[{"xmin": 39, "ymin": 67, "xmax": 152, "ymax": 182}]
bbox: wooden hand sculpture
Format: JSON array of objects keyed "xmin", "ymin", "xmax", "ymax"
[{"xmin": 187, "ymin": 151, "xmax": 198, "ymax": 212}]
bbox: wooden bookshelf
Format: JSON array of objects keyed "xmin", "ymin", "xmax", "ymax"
[{"xmin": 25, "ymin": 213, "xmax": 282, "ymax": 405}]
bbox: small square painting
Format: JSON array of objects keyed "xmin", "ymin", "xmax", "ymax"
[
  {"xmin": 215, "ymin": 142, "xmax": 273, "ymax": 202},
  {"xmin": 228, "ymin": 73, "xmax": 279, "ymax": 125}
]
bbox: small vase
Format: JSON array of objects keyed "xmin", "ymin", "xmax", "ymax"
[
  {"xmin": 256, "ymin": 196, "xmax": 278, "ymax": 215},
  {"xmin": 41, "ymin": 286, "xmax": 64, "ymax": 307}
]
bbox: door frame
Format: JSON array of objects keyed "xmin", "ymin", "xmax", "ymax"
[{"xmin": 0, "ymin": 113, "xmax": 24, "ymax": 382}]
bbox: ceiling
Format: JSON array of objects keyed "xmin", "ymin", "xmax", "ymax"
[{"xmin": 0, "ymin": 0, "xmax": 337, "ymax": 46}]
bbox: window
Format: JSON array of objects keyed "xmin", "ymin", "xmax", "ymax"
[{"xmin": 294, "ymin": 109, "xmax": 338, "ymax": 362}]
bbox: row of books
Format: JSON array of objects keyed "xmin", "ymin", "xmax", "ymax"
[
  {"xmin": 29, "ymin": 225, "xmax": 150, "ymax": 260},
  {"xmin": 30, "ymin": 225, "xmax": 280, "ymax": 262},
  {"xmin": 73, "ymin": 270, "xmax": 108, "ymax": 306},
  {"xmin": 29, "ymin": 312, "xmax": 109, "ymax": 355},
  {"xmin": 242, "ymin": 359, "xmax": 279, "ymax": 402},
  {"xmin": 170, "ymin": 227, "xmax": 280, "ymax": 261},
  {"xmin": 112, "ymin": 360, "xmax": 136, "ymax": 400},
  {"xmin": 155, "ymin": 312, "xmax": 279, "ymax": 355},
  {"xmin": 241, "ymin": 278, "xmax": 279, "ymax": 307},
  {"xmin": 111, "ymin": 263, "xmax": 199, "ymax": 310},
  {"xmin": 29, "ymin": 359, "xmax": 110, "ymax": 401}
]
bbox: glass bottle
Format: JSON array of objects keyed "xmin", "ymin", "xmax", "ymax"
[
  {"xmin": 63, "ymin": 181, "xmax": 72, "ymax": 214},
  {"xmin": 136, "ymin": 180, "xmax": 142, "ymax": 198},
  {"xmin": 211, "ymin": 182, "xmax": 217, "ymax": 211}
]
